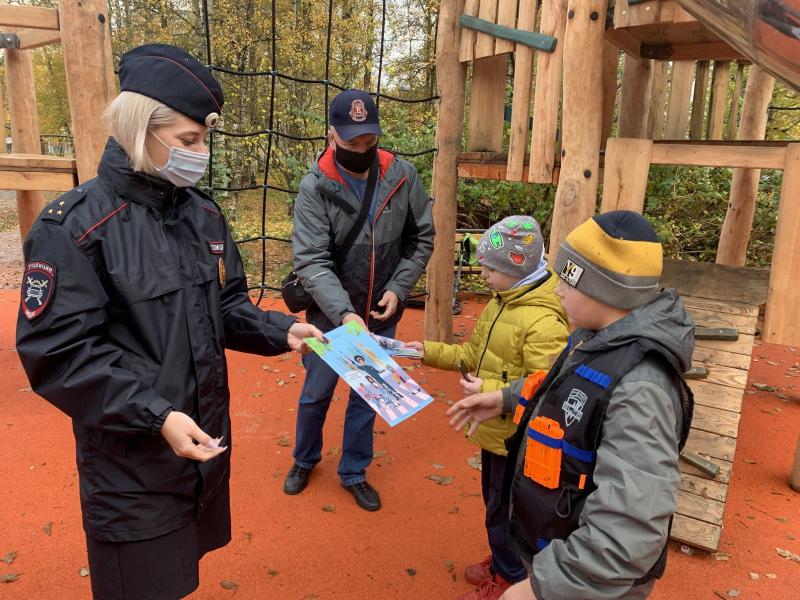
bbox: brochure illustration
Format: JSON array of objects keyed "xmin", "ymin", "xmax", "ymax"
[{"xmin": 305, "ymin": 322, "xmax": 433, "ymax": 427}]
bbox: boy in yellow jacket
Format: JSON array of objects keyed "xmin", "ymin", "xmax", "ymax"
[{"xmin": 406, "ymin": 216, "xmax": 568, "ymax": 600}]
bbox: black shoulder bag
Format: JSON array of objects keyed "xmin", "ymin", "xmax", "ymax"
[{"xmin": 281, "ymin": 159, "xmax": 379, "ymax": 313}]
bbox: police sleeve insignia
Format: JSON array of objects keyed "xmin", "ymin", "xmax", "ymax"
[{"xmin": 21, "ymin": 261, "xmax": 56, "ymax": 320}]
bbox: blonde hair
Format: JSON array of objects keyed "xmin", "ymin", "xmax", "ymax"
[{"xmin": 104, "ymin": 91, "xmax": 179, "ymax": 175}]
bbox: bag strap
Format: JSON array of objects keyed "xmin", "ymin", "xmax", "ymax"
[{"xmin": 338, "ymin": 158, "xmax": 379, "ymax": 251}]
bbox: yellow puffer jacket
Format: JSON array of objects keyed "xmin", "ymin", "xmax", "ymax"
[{"xmin": 423, "ymin": 271, "xmax": 568, "ymax": 455}]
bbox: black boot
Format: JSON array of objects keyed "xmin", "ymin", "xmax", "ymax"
[
  {"xmin": 283, "ymin": 464, "xmax": 311, "ymax": 495},
  {"xmin": 341, "ymin": 480, "xmax": 381, "ymax": 511}
]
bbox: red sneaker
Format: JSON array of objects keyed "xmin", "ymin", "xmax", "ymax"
[
  {"xmin": 463, "ymin": 555, "xmax": 493, "ymax": 586},
  {"xmin": 457, "ymin": 574, "xmax": 513, "ymax": 600}
]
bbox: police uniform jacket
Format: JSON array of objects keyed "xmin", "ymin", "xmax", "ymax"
[{"xmin": 16, "ymin": 138, "xmax": 296, "ymax": 543}]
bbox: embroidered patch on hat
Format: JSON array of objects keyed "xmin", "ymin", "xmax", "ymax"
[
  {"xmin": 562, "ymin": 388, "xmax": 588, "ymax": 427},
  {"xmin": 21, "ymin": 261, "xmax": 56, "ymax": 320},
  {"xmin": 489, "ymin": 229, "xmax": 504, "ymax": 249},
  {"xmin": 560, "ymin": 259, "xmax": 584, "ymax": 287},
  {"xmin": 508, "ymin": 251, "xmax": 526, "ymax": 266},
  {"xmin": 208, "ymin": 240, "xmax": 224, "ymax": 255},
  {"xmin": 521, "ymin": 233, "xmax": 535, "ymax": 246},
  {"xmin": 349, "ymin": 99, "xmax": 368, "ymax": 122}
]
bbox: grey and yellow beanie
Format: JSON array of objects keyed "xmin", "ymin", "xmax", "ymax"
[
  {"xmin": 476, "ymin": 216, "xmax": 545, "ymax": 279},
  {"xmin": 554, "ymin": 210, "xmax": 663, "ymax": 310}
]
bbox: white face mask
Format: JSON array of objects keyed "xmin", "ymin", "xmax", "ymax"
[{"xmin": 151, "ymin": 131, "xmax": 209, "ymax": 188}]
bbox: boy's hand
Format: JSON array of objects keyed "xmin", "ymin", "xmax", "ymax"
[
  {"xmin": 460, "ymin": 374, "xmax": 482, "ymax": 395},
  {"xmin": 446, "ymin": 391, "xmax": 503, "ymax": 436},
  {"xmin": 370, "ymin": 290, "xmax": 399, "ymax": 321},
  {"xmin": 404, "ymin": 341, "xmax": 424, "ymax": 358},
  {"xmin": 288, "ymin": 322, "xmax": 327, "ymax": 353},
  {"xmin": 499, "ymin": 580, "xmax": 536, "ymax": 600}
]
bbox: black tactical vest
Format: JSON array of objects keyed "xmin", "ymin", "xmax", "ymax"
[{"xmin": 504, "ymin": 335, "xmax": 693, "ymax": 582}]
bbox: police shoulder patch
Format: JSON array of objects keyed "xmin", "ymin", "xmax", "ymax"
[
  {"xmin": 21, "ymin": 261, "xmax": 56, "ymax": 320},
  {"xmin": 41, "ymin": 186, "xmax": 88, "ymax": 224}
]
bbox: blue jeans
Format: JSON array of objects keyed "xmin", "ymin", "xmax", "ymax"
[{"xmin": 293, "ymin": 324, "xmax": 396, "ymax": 486}]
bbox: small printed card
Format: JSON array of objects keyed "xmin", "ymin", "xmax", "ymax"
[
  {"xmin": 371, "ymin": 333, "xmax": 423, "ymax": 359},
  {"xmin": 305, "ymin": 322, "xmax": 433, "ymax": 427}
]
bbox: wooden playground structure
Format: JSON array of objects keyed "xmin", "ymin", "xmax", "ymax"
[{"xmin": 0, "ymin": 0, "xmax": 799, "ymax": 554}]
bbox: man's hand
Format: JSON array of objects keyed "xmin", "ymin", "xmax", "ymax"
[
  {"xmin": 500, "ymin": 580, "xmax": 536, "ymax": 600},
  {"xmin": 287, "ymin": 322, "xmax": 327, "ymax": 353},
  {"xmin": 161, "ymin": 411, "xmax": 227, "ymax": 462},
  {"xmin": 404, "ymin": 341, "xmax": 424, "ymax": 358},
  {"xmin": 460, "ymin": 374, "xmax": 483, "ymax": 396},
  {"xmin": 370, "ymin": 290, "xmax": 399, "ymax": 321},
  {"xmin": 445, "ymin": 391, "xmax": 503, "ymax": 436},
  {"xmin": 342, "ymin": 312, "xmax": 368, "ymax": 331}
]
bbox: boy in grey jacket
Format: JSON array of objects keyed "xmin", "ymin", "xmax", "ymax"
[{"xmin": 447, "ymin": 211, "xmax": 694, "ymax": 599}]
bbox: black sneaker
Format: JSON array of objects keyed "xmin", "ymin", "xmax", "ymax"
[
  {"xmin": 341, "ymin": 480, "xmax": 381, "ymax": 511},
  {"xmin": 283, "ymin": 464, "xmax": 311, "ymax": 495}
]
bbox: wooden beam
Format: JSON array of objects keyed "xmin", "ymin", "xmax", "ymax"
[
  {"xmin": 600, "ymin": 40, "xmax": 619, "ymax": 149},
  {"xmin": 642, "ymin": 42, "xmax": 744, "ymax": 62},
  {"xmin": 689, "ymin": 60, "xmax": 709, "ymax": 139},
  {"xmin": 0, "ymin": 170, "xmax": 77, "ymax": 192},
  {"xmin": 726, "ymin": 62, "xmax": 744, "ymax": 139},
  {"xmin": 493, "ymin": 0, "xmax": 516, "ymax": 54},
  {"xmin": 665, "ymin": 60, "xmax": 693, "ymax": 139},
  {"xmin": 0, "ymin": 153, "xmax": 78, "ymax": 171},
  {"xmin": 459, "ymin": 15, "xmax": 557, "ymax": 53},
  {"xmin": 617, "ymin": 54, "xmax": 653, "ymax": 138},
  {"xmin": 467, "ymin": 54, "xmax": 506, "ymax": 152},
  {"xmin": 6, "ymin": 48, "xmax": 46, "ymax": 241},
  {"xmin": 458, "ymin": 0, "xmax": 480, "ymax": 62},
  {"xmin": 650, "ymin": 143, "xmax": 785, "ymax": 169},
  {"xmin": 706, "ymin": 60, "xmax": 730, "ymax": 140},
  {"xmin": 671, "ymin": 513, "xmax": 721, "ymax": 552},
  {"xmin": 529, "ymin": 0, "xmax": 568, "ymax": 184},
  {"xmin": 600, "ymin": 138, "xmax": 652, "ymax": 213},
  {"xmin": 425, "ymin": 0, "xmax": 467, "ymax": 343},
  {"xmin": 59, "ymin": 0, "xmax": 116, "ymax": 183},
  {"xmin": 0, "ymin": 5, "xmax": 59, "ymax": 30},
  {"xmin": 716, "ymin": 65, "xmax": 775, "ymax": 266},
  {"xmin": 505, "ymin": 0, "xmax": 538, "ymax": 181},
  {"xmin": 763, "ymin": 144, "xmax": 800, "ymax": 346},
  {"xmin": 16, "ymin": 28, "xmax": 61, "ymax": 50},
  {"xmin": 550, "ymin": 0, "xmax": 609, "ymax": 255},
  {"xmin": 475, "ymin": 0, "xmax": 499, "ymax": 59},
  {"xmin": 648, "ymin": 60, "xmax": 668, "ymax": 139}
]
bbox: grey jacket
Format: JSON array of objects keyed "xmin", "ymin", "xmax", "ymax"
[
  {"xmin": 292, "ymin": 147, "xmax": 434, "ymax": 329},
  {"xmin": 515, "ymin": 290, "xmax": 694, "ymax": 599}
]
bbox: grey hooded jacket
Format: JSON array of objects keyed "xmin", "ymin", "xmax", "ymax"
[
  {"xmin": 292, "ymin": 147, "xmax": 434, "ymax": 330},
  {"xmin": 512, "ymin": 289, "xmax": 694, "ymax": 599}
]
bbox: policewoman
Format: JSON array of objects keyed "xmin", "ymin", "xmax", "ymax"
[{"xmin": 16, "ymin": 44, "xmax": 323, "ymax": 599}]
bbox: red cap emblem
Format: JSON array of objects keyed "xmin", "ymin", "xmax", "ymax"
[{"xmin": 349, "ymin": 99, "xmax": 368, "ymax": 122}]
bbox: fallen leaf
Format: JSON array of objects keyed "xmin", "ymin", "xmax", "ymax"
[
  {"xmin": 765, "ymin": 573, "xmax": 777, "ymax": 579},
  {"xmin": 467, "ymin": 453, "xmax": 482, "ymax": 471},
  {"xmin": 713, "ymin": 552, "xmax": 731, "ymax": 561},
  {"xmin": 776, "ymin": 547, "xmax": 800, "ymax": 562},
  {"xmin": 445, "ymin": 560, "xmax": 456, "ymax": 581},
  {"xmin": 776, "ymin": 516, "xmax": 790, "ymax": 523},
  {"xmin": 448, "ymin": 506, "xmax": 460, "ymax": 514},
  {"xmin": 427, "ymin": 474, "xmax": 454, "ymax": 486},
  {"xmin": 250, "ymin": 391, "xmax": 263, "ymax": 398},
  {"xmin": 405, "ymin": 568, "xmax": 416, "ymax": 577},
  {"xmin": 277, "ymin": 380, "xmax": 286, "ymax": 386},
  {"xmin": 727, "ymin": 590, "xmax": 740, "ymax": 598},
  {"xmin": 42, "ymin": 522, "xmax": 52, "ymax": 536},
  {"xmin": 261, "ymin": 364, "xmax": 269, "ymax": 371},
  {"xmin": 17, "ymin": 387, "xmax": 31, "ymax": 392},
  {"xmin": 753, "ymin": 383, "xmax": 777, "ymax": 392},
  {"xmin": 329, "ymin": 446, "xmax": 341, "ymax": 457},
  {"xmin": 276, "ymin": 434, "xmax": 291, "ymax": 447},
  {"xmin": 0, "ymin": 552, "xmax": 16, "ymax": 565},
  {"xmin": 749, "ymin": 572, "xmax": 759, "ymax": 580},
  {"xmin": 374, "ymin": 450, "xmax": 388, "ymax": 458},
  {"xmin": 289, "ymin": 372, "xmax": 296, "ymax": 378},
  {"xmin": 243, "ymin": 532, "xmax": 253, "ymax": 542},
  {"xmin": 220, "ymin": 580, "xmax": 239, "ymax": 591},
  {"xmin": 432, "ymin": 463, "xmax": 445, "ymax": 470},
  {"xmin": 322, "ymin": 505, "xmax": 335, "ymax": 513},
  {"xmin": 766, "ymin": 360, "xmax": 781, "ymax": 366},
  {"xmin": 79, "ymin": 567, "xmax": 89, "ymax": 577},
  {"xmin": 266, "ymin": 569, "xmax": 279, "ymax": 577},
  {"xmin": 0, "ymin": 573, "xmax": 19, "ymax": 583},
  {"xmin": 744, "ymin": 459, "xmax": 757, "ymax": 464}
]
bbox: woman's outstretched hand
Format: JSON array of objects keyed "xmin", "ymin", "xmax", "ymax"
[
  {"xmin": 287, "ymin": 322, "xmax": 327, "ymax": 353},
  {"xmin": 160, "ymin": 411, "xmax": 227, "ymax": 462}
]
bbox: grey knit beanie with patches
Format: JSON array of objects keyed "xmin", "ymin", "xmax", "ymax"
[{"xmin": 476, "ymin": 216, "xmax": 544, "ymax": 279}]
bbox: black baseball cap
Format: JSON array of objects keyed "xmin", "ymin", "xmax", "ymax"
[
  {"xmin": 119, "ymin": 44, "xmax": 224, "ymax": 128},
  {"xmin": 328, "ymin": 89, "xmax": 383, "ymax": 141}
]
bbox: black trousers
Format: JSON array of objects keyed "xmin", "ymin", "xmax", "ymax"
[{"xmin": 85, "ymin": 487, "xmax": 231, "ymax": 600}]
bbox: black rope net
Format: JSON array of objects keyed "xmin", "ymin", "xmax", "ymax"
[{"xmin": 200, "ymin": 0, "xmax": 438, "ymax": 302}]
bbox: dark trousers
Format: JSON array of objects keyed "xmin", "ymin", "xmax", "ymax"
[
  {"xmin": 481, "ymin": 448, "xmax": 528, "ymax": 583},
  {"xmin": 293, "ymin": 323, "xmax": 396, "ymax": 486}
]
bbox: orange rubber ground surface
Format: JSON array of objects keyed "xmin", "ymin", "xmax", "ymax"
[{"xmin": 0, "ymin": 291, "xmax": 798, "ymax": 599}]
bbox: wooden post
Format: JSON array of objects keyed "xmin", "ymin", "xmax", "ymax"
[
  {"xmin": 467, "ymin": 55, "xmax": 506, "ymax": 152},
  {"xmin": 6, "ymin": 49, "xmax": 46, "ymax": 241},
  {"xmin": 665, "ymin": 61, "xmax": 694, "ymax": 139},
  {"xmin": 689, "ymin": 60, "xmax": 710, "ymax": 140},
  {"xmin": 600, "ymin": 40, "xmax": 619, "ymax": 148},
  {"xmin": 727, "ymin": 62, "xmax": 744, "ymax": 139},
  {"xmin": 763, "ymin": 144, "xmax": 800, "ymax": 346},
  {"xmin": 600, "ymin": 138, "xmax": 653, "ymax": 213},
  {"xmin": 716, "ymin": 66, "xmax": 775, "ymax": 266},
  {"xmin": 790, "ymin": 433, "xmax": 800, "ymax": 493},
  {"xmin": 549, "ymin": 0, "xmax": 609, "ymax": 255},
  {"xmin": 528, "ymin": 0, "xmax": 568, "ymax": 183},
  {"xmin": 648, "ymin": 61, "xmax": 669, "ymax": 139},
  {"xmin": 505, "ymin": 0, "xmax": 538, "ymax": 181},
  {"xmin": 425, "ymin": 0, "xmax": 467, "ymax": 342},
  {"xmin": 0, "ymin": 72, "xmax": 6, "ymax": 154},
  {"xmin": 707, "ymin": 60, "xmax": 731, "ymax": 140},
  {"xmin": 617, "ymin": 55, "xmax": 653, "ymax": 139},
  {"xmin": 59, "ymin": 0, "xmax": 116, "ymax": 183}
]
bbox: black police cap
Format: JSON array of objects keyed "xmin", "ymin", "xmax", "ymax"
[
  {"xmin": 119, "ymin": 44, "xmax": 224, "ymax": 128},
  {"xmin": 329, "ymin": 89, "xmax": 382, "ymax": 141}
]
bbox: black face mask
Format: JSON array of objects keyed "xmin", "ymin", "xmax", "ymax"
[{"xmin": 334, "ymin": 142, "xmax": 378, "ymax": 174}]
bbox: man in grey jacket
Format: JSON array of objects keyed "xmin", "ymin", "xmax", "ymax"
[
  {"xmin": 447, "ymin": 211, "xmax": 693, "ymax": 599},
  {"xmin": 285, "ymin": 89, "xmax": 434, "ymax": 511}
]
